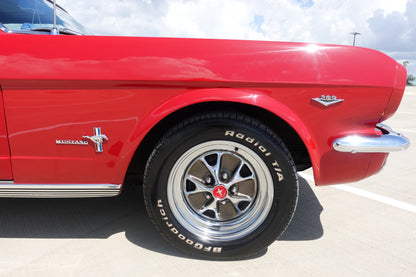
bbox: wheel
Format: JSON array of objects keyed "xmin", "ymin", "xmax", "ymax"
[{"xmin": 143, "ymin": 112, "xmax": 298, "ymax": 259}]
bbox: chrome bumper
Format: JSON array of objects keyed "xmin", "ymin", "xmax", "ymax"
[{"xmin": 333, "ymin": 124, "xmax": 410, "ymax": 153}]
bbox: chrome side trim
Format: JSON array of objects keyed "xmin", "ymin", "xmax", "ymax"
[
  {"xmin": 333, "ymin": 124, "xmax": 410, "ymax": 153},
  {"xmin": 0, "ymin": 183, "xmax": 121, "ymax": 198}
]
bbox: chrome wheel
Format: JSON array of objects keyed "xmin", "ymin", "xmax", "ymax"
[{"xmin": 168, "ymin": 140, "xmax": 274, "ymax": 241}]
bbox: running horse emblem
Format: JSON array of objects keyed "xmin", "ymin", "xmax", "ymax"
[{"xmin": 83, "ymin": 127, "xmax": 109, "ymax": 153}]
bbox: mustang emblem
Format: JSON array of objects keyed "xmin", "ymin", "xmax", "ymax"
[
  {"xmin": 56, "ymin": 139, "xmax": 88, "ymax": 145},
  {"xmin": 212, "ymin": 185, "xmax": 227, "ymax": 199},
  {"xmin": 312, "ymin": 95, "xmax": 344, "ymax": 107},
  {"xmin": 83, "ymin": 127, "xmax": 109, "ymax": 153}
]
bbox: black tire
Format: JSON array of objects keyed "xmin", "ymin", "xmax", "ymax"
[{"xmin": 143, "ymin": 112, "xmax": 298, "ymax": 260}]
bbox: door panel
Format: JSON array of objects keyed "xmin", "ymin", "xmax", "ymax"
[
  {"xmin": 2, "ymin": 85, "xmax": 174, "ymax": 184},
  {"xmin": 0, "ymin": 86, "xmax": 13, "ymax": 180}
]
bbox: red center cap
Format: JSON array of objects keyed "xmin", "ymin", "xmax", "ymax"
[{"xmin": 212, "ymin": 185, "xmax": 227, "ymax": 199}]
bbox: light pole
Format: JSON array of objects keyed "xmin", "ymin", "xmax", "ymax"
[{"xmin": 350, "ymin": 32, "xmax": 361, "ymax": 46}]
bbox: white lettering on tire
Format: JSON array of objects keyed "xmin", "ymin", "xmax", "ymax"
[
  {"xmin": 157, "ymin": 200, "xmax": 222, "ymax": 253},
  {"xmin": 225, "ymin": 130, "xmax": 284, "ymax": 181}
]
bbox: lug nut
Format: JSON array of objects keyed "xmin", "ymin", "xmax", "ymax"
[
  {"xmin": 205, "ymin": 176, "xmax": 212, "ymax": 184},
  {"xmin": 222, "ymin": 172, "xmax": 228, "ymax": 180}
]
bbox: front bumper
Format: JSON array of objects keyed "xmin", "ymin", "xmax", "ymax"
[{"xmin": 333, "ymin": 124, "xmax": 410, "ymax": 153}]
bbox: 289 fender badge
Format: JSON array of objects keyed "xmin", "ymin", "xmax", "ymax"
[
  {"xmin": 312, "ymin": 95, "xmax": 344, "ymax": 107},
  {"xmin": 56, "ymin": 127, "xmax": 109, "ymax": 153}
]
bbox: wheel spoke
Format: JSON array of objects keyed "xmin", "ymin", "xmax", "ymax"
[
  {"xmin": 234, "ymin": 179, "xmax": 256, "ymax": 198},
  {"xmin": 224, "ymin": 195, "xmax": 251, "ymax": 216},
  {"xmin": 199, "ymin": 199, "xmax": 220, "ymax": 220},
  {"xmin": 214, "ymin": 153, "xmax": 222, "ymax": 179},
  {"xmin": 228, "ymin": 161, "xmax": 255, "ymax": 187},
  {"xmin": 185, "ymin": 174, "xmax": 211, "ymax": 194},
  {"xmin": 200, "ymin": 153, "xmax": 222, "ymax": 182},
  {"xmin": 227, "ymin": 177, "xmax": 256, "ymax": 213},
  {"xmin": 229, "ymin": 192, "xmax": 253, "ymax": 203},
  {"xmin": 184, "ymin": 173, "xmax": 214, "ymax": 210}
]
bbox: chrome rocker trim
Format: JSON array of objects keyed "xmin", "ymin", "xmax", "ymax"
[
  {"xmin": 333, "ymin": 124, "xmax": 410, "ymax": 153},
  {"xmin": 0, "ymin": 183, "xmax": 121, "ymax": 198}
]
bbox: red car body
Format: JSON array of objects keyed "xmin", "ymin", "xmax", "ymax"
[
  {"xmin": 0, "ymin": 32, "xmax": 408, "ymax": 187},
  {"xmin": 0, "ymin": 0, "xmax": 412, "ymax": 258}
]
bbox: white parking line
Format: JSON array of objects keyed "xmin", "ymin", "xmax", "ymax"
[
  {"xmin": 298, "ymin": 173, "xmax": 416, "ymax": 214},
  {"xmin": 397, "ymin": 111, "xmax": 416, "ymax": 115},
  {"xmin": 396, "ymin": 129, "xmax": 416, "ymax": 133}
]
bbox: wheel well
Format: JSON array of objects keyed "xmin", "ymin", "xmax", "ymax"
[{"xmin": 124, "ymin": 102, "xmax": 311, "ymax": 186}]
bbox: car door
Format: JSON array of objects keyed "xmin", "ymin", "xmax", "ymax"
[
  {"xmin": 0, "ymin": 34, "xmax": 138, "ymax": 186},
  {"xmin": 0, "ymin": 86, "xmax": 13, "ymax": 180}
]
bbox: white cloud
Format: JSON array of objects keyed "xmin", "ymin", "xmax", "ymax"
[{"xmin": 59, "ymin": 0, "xmax": 416, "ymax": 77}]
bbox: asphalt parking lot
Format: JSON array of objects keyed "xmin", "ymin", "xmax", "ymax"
[{"xmin": 0, "ymin": 87, "xmax": 415, "ymax": 277}]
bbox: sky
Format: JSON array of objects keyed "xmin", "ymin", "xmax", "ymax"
[{"xmin": 59, "ymin": 0, "xmax": 416, "ymax": 78}]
